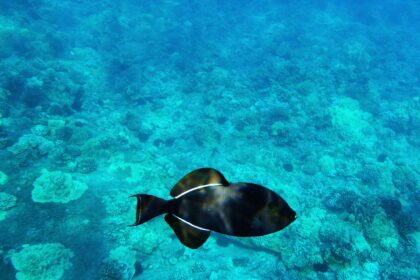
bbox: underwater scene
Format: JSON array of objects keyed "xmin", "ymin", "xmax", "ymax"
[{"xmin": 0, "ymin": 0, "xmax": 419, "ymax": 279}]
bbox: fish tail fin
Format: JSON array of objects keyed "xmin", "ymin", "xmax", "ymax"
[{"xmin": 129, "ymin": 194, "xmax": 168, "ymax": 226}]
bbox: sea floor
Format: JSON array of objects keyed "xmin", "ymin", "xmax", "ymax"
[{"xmin": 0, "ymin": 1, "xmax": 419, "ymax": 279}]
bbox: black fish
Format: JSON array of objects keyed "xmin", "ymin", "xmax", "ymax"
[{"xmin": 130, "ymin": 168, "xmax": 296, "ymax": 249}]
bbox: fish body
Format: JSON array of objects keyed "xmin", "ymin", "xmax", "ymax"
[
  {"xmin": 131, "ymin": 168, "xmax": 296, "ymax": 249},
  {"xmin": 172, "ymin": 182, "xmax": 295, "ymax": 236}
]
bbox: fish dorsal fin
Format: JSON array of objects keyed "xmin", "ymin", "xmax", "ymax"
[
  {"xmin": 170, "ymin": 168, "xmax": 229, "ymax": 198},
  {"xmin": 165, "ymin": 214, "xmax": 211, "ymax": 249}
]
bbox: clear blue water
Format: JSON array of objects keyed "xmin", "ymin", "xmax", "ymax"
[{"xmin": 0, "ymin": 0, "xmax": 419, "ymax": 279}]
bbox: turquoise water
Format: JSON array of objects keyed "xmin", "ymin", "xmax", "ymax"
[{"xmin": 0, "ymin": 0, "xmax": 419, "ymax": 279}]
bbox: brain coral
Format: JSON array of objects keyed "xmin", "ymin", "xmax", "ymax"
[
  {"xmin": 32, "ymin": 170, "xmax": 87, "ymax": 203},
  {"xmin": 11, "ymin": 243, "xmax": 74, "ymax": 280}
]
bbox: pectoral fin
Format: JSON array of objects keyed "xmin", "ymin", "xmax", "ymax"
[{"xmin": 165, "ymin": 214, "xmax": 211, "ymax": 249}]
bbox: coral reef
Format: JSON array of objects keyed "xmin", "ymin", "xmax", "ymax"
[
  {"xmin": 0, "ymin": 0, "xmax": 418, "ymax": 279},
  {"xmin": 328, "ymin": 97, "xmax": 374, "ymax": 143},
  {"xmin": 391, "ymin": 165, "xmax": 417, "ymax": 193},
  {"xmin": 10, "ymin": 243, "xmax": 74, "ymax": 280},
  {"xmin": 0, "ymin": 170, "xmax": 7, "ymax": 186},
  {"xmin": 8, "ymin": 134, "xmax": 54, "ymax": 157},
  {"xmin": 97, "ymin": 259, "xmax": 134, "ymax": 280},
  {"xmin": 32, "ymin": 170, "xmax": 87, "ymax": 203},
  {"xmin": 0, "ymin": 192, "xmax": 16, "ymax": 221}
]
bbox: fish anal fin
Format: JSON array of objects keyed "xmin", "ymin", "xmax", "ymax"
[
  {"xmin": 165, "ymin": 214, "xmax": 211, "ymax": 249},
  {"xmin": 170, "ymin": 168, "xmax": 228, "ymax": 198}
]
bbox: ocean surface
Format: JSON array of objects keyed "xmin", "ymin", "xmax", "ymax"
[{"xmin": 0, "ymin": 0, "xmax": 419, "ymax": 279}]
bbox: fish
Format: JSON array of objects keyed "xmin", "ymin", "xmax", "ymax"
[{"xmin": 130, "ymin": 168, "xmax": 296, "ymax": 249}]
